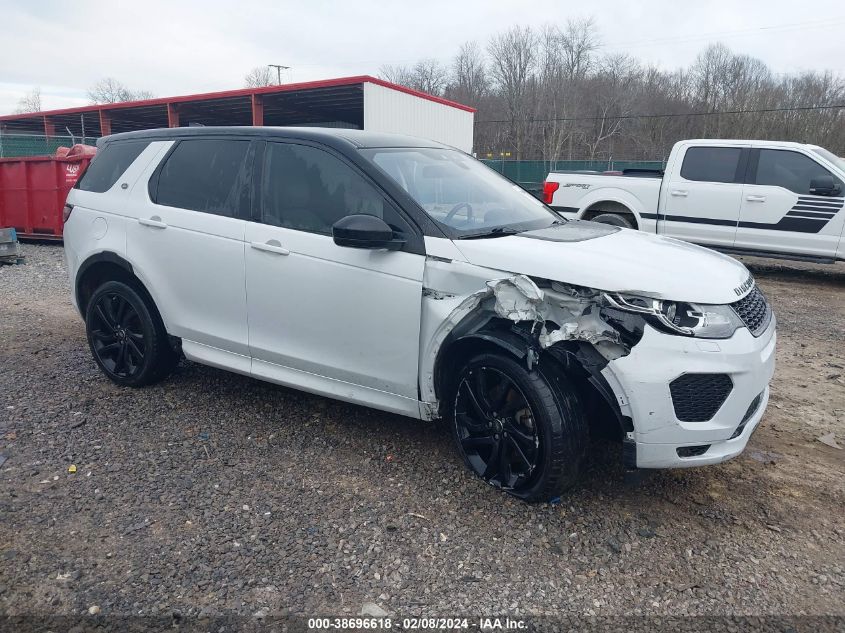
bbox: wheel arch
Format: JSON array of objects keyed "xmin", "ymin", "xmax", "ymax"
[
  {"xmin": 75, "ymin": 252, "xmax": 166, "ymax": 332},
  {"xmin": 577, "ymin": 189, "xmax": 644, "ymax": 228},
  {"xmin": 433, "ymin": 322, "xmax": 631, "ymax": 438}
]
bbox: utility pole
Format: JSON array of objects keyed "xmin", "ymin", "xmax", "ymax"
[{"xmin": 268, "ymin": 64, "xmax": 290, "ymax": 85}]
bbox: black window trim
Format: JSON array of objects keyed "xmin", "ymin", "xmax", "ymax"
[
  {"xmin": 255, "ymin": 138, "xmax": 426, "ymax": 256},
  {"xmin": 147, "ymin": 136, "xmax": 257, "ymax": 221},
  {"xmin": 680, "ymin": 145, "xmax": 749, "ymax": 185}
]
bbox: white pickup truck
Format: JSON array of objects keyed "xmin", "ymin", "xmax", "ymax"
[{"xmin": 543, "ymin": 139, "xmax": 845, "ymax": 263}]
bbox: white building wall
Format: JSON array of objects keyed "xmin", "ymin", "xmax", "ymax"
[{"xmin": 363, "ymin": 82, "xmax": 474, "ymax": 153}]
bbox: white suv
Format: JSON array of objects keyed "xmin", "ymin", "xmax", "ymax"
[{"xmin": 64, "ymin": 127, "xmax": 776, "ymax": 501}]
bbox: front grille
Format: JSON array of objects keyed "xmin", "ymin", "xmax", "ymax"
[
  {"xmin": 731, "ymin": 286, "xmax": 772, "ymax": 336},
  {"xmin": 669, "ymin": 373, "xmax": 733, "ymax": 422}
]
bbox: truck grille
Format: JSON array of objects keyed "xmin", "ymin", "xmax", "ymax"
[
  {"xmin": 731, "ymin": 286, "xmax": 772, "ymax": 336},
  {"xmin": 669, "ymin": 373, "xmax": 733, "ymax": 422}
]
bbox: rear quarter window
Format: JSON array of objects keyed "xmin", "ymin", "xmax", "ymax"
[
  {"xmin": 680, "ymin": 146, "xmax": 743, "ymax": 184},
  {"xmin": 75, "ymin": 141, "xmax": 151, "ymax": 193}
]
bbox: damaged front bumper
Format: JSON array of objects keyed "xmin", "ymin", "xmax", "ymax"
[
  {"xmin": 603, "ymin": 316, "xmax": 777, "ymax": 469},
  {"xmin": 421, "ymin": 267, "xmax": 776, "ymax": 471}
]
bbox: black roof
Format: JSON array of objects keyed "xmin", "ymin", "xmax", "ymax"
[{"xmin": 102, "ymin": 126, "xmax": 450, "ymax": 151}]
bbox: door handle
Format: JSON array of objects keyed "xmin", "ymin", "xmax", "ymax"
[
  {"xmin": 250, "ymin": 240, "xmax": 290, "ymax": 256},
  {"xmin": 670, "ymin": 190, "xmax": 688, "ymax": 197},
  {"xmin": 138, "ymin": 216, "xmax": 167, "ymax": 229},
  {"xmin": 745, "ymin": 195, "xmax": 767, "ymax": 202}
]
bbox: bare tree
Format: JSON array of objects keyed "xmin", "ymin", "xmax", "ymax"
[
  {"xmin": 412, "ymin": 59, "xmax": 449, "ymax": 95},
  {"xmin": 14, "ymin": 87, "xmax": 42, "ymax": 114},
  {"xmin": 88, "ymin": 78, "xmax": 154, "ymax": 104},
  {"xmin": 379, "ymin": 64, "xmax": 415, "ymax": 87},
  {"xmin": 581, "ymin": 54, "xmax": 641, "ymax": 160},
  {"xmin": 560, "ymin": 17, "xmax": 600, "ymax": 80},
  {"xmin": 532, "ymin": 19, "xmax": 601, "ymax": 164},
  {"xmin": 379, "ymin": 25, "xmax": 845, "ymax": 159},
  {"xmin": 379, "ymin": 60, "xmax": 448, "ymax": 95},
  {"xmin": 244, "ymin": 66, "xmax": 276, "ymax": 88},
  {"xmin": 487, "ymin": 26, "xmax": 538, "ymax": 158},
  {"xmin": 449, "ymin": 42, "xmax": 488, "ymax": 105}
]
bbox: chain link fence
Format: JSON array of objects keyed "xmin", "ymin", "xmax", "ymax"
[{"xmin": 0, "ymin": 134, "xmax": 99, "ymax": 159}]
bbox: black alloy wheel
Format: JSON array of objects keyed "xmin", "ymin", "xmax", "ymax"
[
  {"xmin": 454, "ymin": 365, "xmax": 541, "ymax": 490},
  {"xmin": 89, "ymin": 292, "xmax": 146, "ymax": 378},
  {"xmin": 450, "ymin": 352, "xmax": 588, "ymax": 501},
  {"xmin": 84, "ymin": 280, "xmax": 177, "ymax": 387}
]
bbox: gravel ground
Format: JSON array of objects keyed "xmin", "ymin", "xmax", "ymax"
[{"xmin": 0, "ymin": 244, "xmax": 843, "ymax": 622}]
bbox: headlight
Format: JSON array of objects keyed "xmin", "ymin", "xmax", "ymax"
[{"xmin": 603, "ymin": 293, "xmax": 743, "ymax": 339}]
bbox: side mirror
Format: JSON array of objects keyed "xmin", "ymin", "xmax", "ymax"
[
  {"xmin": 809, "ymin": 175, "xmax": 836, "ymax": 196},
  {"xmin": 332, "ymin": 214, "xmax": 404, "ymax": 250}
]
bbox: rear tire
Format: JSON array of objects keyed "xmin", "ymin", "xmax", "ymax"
[
  {"xmin": 448, "ymin": 352, "xmax": 588, "ymax": 502},
  {"xmin": 85, "ymin": 280, "xmax": 177, "ymax": 387},
  {"xmin": 591, "ymin": 212, "xmax": 634, "ymax": 229}
]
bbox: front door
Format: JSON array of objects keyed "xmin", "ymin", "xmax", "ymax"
[
  {"xmin": 735, "ymin": 147, "xmax": 845, "ymax": 258},
  {"xmin": 245, "ymin": 141, "xmax": 426, "ymax": 416}
]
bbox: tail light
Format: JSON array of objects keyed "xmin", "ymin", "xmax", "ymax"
[
  {"xmin": 62, "ymin": 204, "xmax": 74, "ymax": 224},
  {"xmin": 542, "ymin": 181, "xmax": 559, "ymax": 205}
]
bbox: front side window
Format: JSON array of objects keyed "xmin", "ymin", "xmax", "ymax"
[
  {"xmin": 261, "ymin": 142, "xmax": 408, "ymax": 236},
  {"xmin": 755, "ymin": 149, "xmax": 842, "ymax": 195},
  {"xmin": 680, "ymin": 146, "xmax": 743, "ymax": 184},
  {"xmin": 153, "ymin": 139, "xmax": 251, "ymax": 217},
  {"xmin": 76, "ymin": 141, "xmax": 150, "ymax": 193}
]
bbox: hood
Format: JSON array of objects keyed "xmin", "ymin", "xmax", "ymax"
[{"xmin": 453, "ymin": 223, "xmax": 751, "ymax": 305}]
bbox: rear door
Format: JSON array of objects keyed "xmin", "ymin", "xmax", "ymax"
[
  {"xmin": 658, "ymin": 144, "xmax": 749, "ymax": 248},
  {"xmin": 126, "ymin": 137, "xmax": 253, "ymax": 369},
  {"xmin": 735, "ymin": 147, "xmax": 845, "ymax": 258},
  {"xmin": 244, "ymin": 140, "xmax": 426, "ymax": 416}
]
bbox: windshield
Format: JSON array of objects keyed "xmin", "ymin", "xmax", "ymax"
[
  {"xmin": 360, "ymin": 148, "xmax": 560, "ymax": 238},
  {"xmin": 811, "ymin": 147, "xmax": 845, "ymax": 173}
]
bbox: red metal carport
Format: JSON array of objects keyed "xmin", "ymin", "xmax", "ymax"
[{"xmin": 0, "ymin": 75, "xmax": 474, "ymax": 139}]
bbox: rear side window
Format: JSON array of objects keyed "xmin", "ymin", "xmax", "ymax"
[
  {"xmin": 680, "ymin": 147, "xmax": 742, "ymax": 184},
  {"xmin": 76, "ymin": 141, "xmax": 150, "ymax": 193},
  {"xmin": 153, "ymin": 139, "xmax": 251, "ymax": 217},
  {"xmin": 754, "ymin": 149, "xmax": 842, "ymax": 194}
]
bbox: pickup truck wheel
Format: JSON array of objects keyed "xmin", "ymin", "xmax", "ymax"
[
  {"xmin": 449, "ymin": 352, "xmax": 587, "ymax": 502},
  {"xmin": 85, "ymin": 280, "xmax": 177, "ymax": 387},
  {"xmin": 591, "ymin": 212, "xmax": 634, "ymax": 229}
]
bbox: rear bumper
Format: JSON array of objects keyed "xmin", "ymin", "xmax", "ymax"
[
  {"xmin": 63, "ymin": 221, "xmax": 81, "ymax": 315},
  {"xmin": 602, "ymin": 317, "xmax": 776, "ymax": 469}
]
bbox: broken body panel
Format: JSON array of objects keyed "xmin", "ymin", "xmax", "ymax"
[{"xmin": 418, "ymin": 224, "xmax": 776, "ymax": 469}]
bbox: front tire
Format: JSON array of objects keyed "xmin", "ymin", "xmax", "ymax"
[
  {"xmin": 449, "ymin": 352, "xmax": 588, "ymax": 502},
  {"xmin": 85, "ymin": 280, "xmax": 176, "ymax": 387}
]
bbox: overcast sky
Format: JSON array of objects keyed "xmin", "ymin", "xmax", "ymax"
[{"xmin": 1, "ymin": 0, "xmax": 844, "ymax": 115}]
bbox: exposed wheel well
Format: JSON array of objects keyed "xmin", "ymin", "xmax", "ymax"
[
  {"xmin": 582, "ymin": 201, "xmax": 638, "ymax": 229},
  {"xmin": 434, "ymin": 326, "xmax": 626, "ymax": 440}
]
